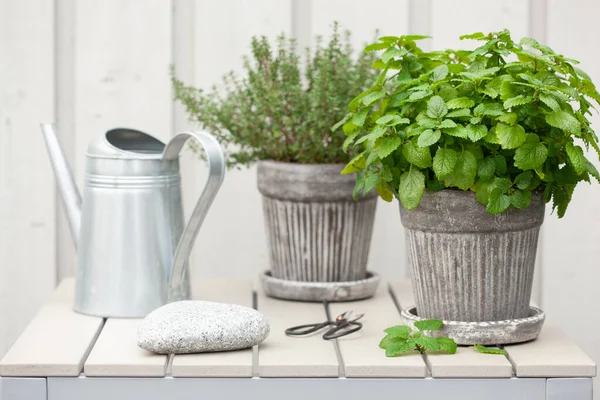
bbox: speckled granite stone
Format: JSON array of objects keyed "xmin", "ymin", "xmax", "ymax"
[{"xmin": 137, "ymin": 301, "xmax": 270, "ymax": 354}]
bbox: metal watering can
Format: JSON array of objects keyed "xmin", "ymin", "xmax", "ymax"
[{"xmin": 41, "ymin": 124, "xmax": 225, "ymax": 317}]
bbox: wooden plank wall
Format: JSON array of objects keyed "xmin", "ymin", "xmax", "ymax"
[{"xmin": 1, "ymin": 0, "xmax": 600, "ymax": 395}]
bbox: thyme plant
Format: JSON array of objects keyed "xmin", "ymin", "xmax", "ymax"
[
  {"xmin": 337, "ymin": 30, "xmax": 600, "ymax": 216},
  {"xmin": 173, "ymin": 23, "xmax": 377, "ymax": 167}
]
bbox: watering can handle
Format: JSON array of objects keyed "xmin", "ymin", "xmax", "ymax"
[{"xmin": 162, "ymin": 131, "xmax": 225, "ymax": 302}]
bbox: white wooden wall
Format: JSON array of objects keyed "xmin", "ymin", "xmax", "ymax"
[{"xmin": 1, "ymin": 0, "xmax": 600, "ymax": 394}]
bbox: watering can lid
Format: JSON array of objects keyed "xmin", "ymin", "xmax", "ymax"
[{"xmin": 86, "ymin": 128, "xmax": 166, "ymax": 160}]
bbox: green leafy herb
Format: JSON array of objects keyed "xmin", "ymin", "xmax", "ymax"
[
  {"xmin": 471, "ymin": 344, "xmax": 508, "ymax": 355},
  {"xmin": 173, "ymin": 22, "xmax": 378, "ymax": 167},
  {"xmin": 338, "ymin": 30, "xmax": 600, "ymax": 217},
  {"xmin": 379, "ymin": 320, "xmax": 457, "ymax": 356}
]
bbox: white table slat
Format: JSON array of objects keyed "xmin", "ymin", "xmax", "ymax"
[
  {"xmin": 505, "ymin": 325, "xmax": 597, "ymax": 377},
  {"xmin": 330, "ymin": 284, "xmax": 427, "ymax": 378},
  {"xmin": 389, "ymin": 282, "xmax": 514, "ymax": 378},
  {"xmin": 257, "ymin": 294, "xmax": 338, "ymax": 377},
  {"xmin": 0, "ymin": 279, "xmax": 103, "ymax": 377},
  {"xmin": 171, "ymin": 279, "xmax": 254, "ymax": 377},
  {"xmin": 84, "ymin": 319, "xmax": 167, "ymax": 377}
]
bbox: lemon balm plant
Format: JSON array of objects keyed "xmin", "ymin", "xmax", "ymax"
[
  {"xmin": 336, "ymin": 30, "xmax": 600, "ymax": 338},
  {"xmin": 337, "ymin": 30, "xmax": 600, "ymax": 217}
]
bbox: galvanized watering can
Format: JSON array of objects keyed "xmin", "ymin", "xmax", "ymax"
[{"xmin": 41, "ymin": 124, "xmax": 225, "ymax": 317}]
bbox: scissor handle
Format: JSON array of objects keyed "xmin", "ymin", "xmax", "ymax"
[
  {"xmin": 285, "ymin": 322, "xmax": 332, "ymax": 336},
  {"xmin": 323, "ymin": 322, "xmax": 363, "ymax": 340}
]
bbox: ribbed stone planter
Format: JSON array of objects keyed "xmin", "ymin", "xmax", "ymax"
[
  {"xmin": 257, "ymin": 161, "xmax": 377, "ymax": 284},
  {"xmin": 399, "ymin": 190, "xmax": 545, "ymax": 322}
]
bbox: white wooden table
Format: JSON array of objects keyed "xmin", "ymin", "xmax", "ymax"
[{"xmin": 0, "ymin": 278, "xmax": 595, "ymax": 400}]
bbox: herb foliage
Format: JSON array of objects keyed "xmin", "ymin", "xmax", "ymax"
[
  {"xmin": 173, "ymin": 23, "xmax": 377, "ymax": 167},
  {"xmin": 379, "ymin": 319, "xmax": 457, "ymax": 356},
  {"xmin": 336, "ymin": 30, "xmax": 600, "ymax": 216},
  {"xmin": 471, "ymin": 344, "xmax": 507, "ymax": 355}
]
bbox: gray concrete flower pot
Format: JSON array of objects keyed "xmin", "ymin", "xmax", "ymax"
[
  {"xmin": 257, "ymin": 160, "xmax": 377, "ymax": 283},
  {"xmin": 399, "ymin": 189, "xmax": 545, "ymax": 322}
]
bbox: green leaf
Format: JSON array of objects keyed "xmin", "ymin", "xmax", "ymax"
[
  {"xmin": 496, "ymin": 123, "xmax": 526, "ymax": 149},
  {"xmin": 378, "ymin": 136, "xmax": 402, "ymax": 158},
  {"xmin": 437, "ymin": 337, "xmax": 458, "ymax": 354},
  {"xmin": 514, "ymin": 134, "xmax": 548, "ymax": 170},
  {"xmin": 414, "ymin": 319, "xmax": 443, "ymax": 331},
  {"xmin": 341, "ymin": 153, "xmax": 365, "ymax": 175},
  {"xmin": 433, "ymin": 148, "xmax": 458, "ymax": 180},
  {"xmin": 364, "ymin": 42, "xmax": 389, "ymax": 52},
  {"xmin": 385, "ymin": 341, "xmax": 415, "ymax": 357},
  {"xmin": 446, "ymin": 108, "xmax": 471, "ymax": 118},
  {"xmin": 510, "ymin": 189, "xmax": 532, "ymax": 209},
  {"xmin": 381, "ymin": 47, "xmax": 405, "ymax": 64},
  {"xmin": 384, "ymin": 325, "xmax": 412, "ymax": 339},
  {"xmin": 503, "ymin": 95, "xmax": 533, "ymax": 109},
  {"xmin": 431, "ymin": 64, "xmax": 449, "ymax": 82},
  {"xmin": 444, "ymin": 150, "xmax": 478, "ymax": 190},
  {"xmin": 427, "ymin": 96, "xmax": 448, "ymax": 118},
  {"xmin": 398, "ymin": 170, "xmax": 425, "ymax": 210},
  {"xmin": 417, "ymin": 118, "xmax": 439, "ymax": 129},
  {"xmin": 417, "ymin": 129, "xmax": 441, "ymax": 147},
  {"xmin": 377, "ymin": 114, "xmax": 410, "ymax": 126},
  {"xmin": 477, "ymin": 158, "xmax": 496, "ymax": 180},
  {"xmin": 446, "ymin": 97, "xmax": 475, "ymax": 110},
  {"xmin": 402, "ymin": 34, "xmax": 431, "ymax": 41},
  {"xmin": 363, "ymin": 173, "xmax": 379, "ymax": 194},
  {"xmin": 355, "ymin": 125, "xmax": 387, "ymax": 146},
  {"xmin": 539, "ymin": 93, "xmax": 561, "ymax": 111},
  {"xmin": 586, "ymin": 159, "xmax": 600, "ymax": 183},
  {"xmin": 445, "ymin": 125, "xmax": 469, "ymax": 138},
  {"xmin": 409, "ymin": 90, "xmax": 432, "ymax": 101},
  {"xmin": 565, "ymin": 143, "xmax": 586, "ymax": 174},
  {"xmin": 487, "ymin": 188, "xmax": 511, "ymax": 214},
  {"xmin": 362, "ymin": 90, "xmax": 386, "ymax": 106},
  {"xmin": 415, "ymin": 335, "xmax": 440, "ymax": 352},
  {"xmin": 496, "ymin": 112, "xmax": 517, "ymax": 125},
  {"xmin": 545, "ymin": 110, "xmax": 581, "ymax": 134},
  {"xmin": 466, "ymin": 124, "xmax": 488, "ymax": 141},
  {"xmin": 460, "ymin": 32, "xmax": 486, "ymax": 40},
  {"xmin": 376, "ymin": 182, "xmax": 394, "ymax": 202},
  {"xmin": 402, "ymin": 140, "xmax": 432, "ymax": 168},
  {"xmin": 352, "ymin": 109, "xmax": 369, "ymax": 129},
  {"xmin": 438, "ymin": 119, "xmax": 457, "ymax": 129},
  {"xmin": 495, "ymin": 155, "xmax": 507, "ymax": 175},
  {"xmin": 471, "ymin": 345, "xmax": 507, "ymax": 355},
  {"xmin": 474, "ymin": 103, "xmax": 505, "ymax": 117},
  {"xmin": 514, "ymin": 170, "xmax": 533, "ymax": 189},
  {"xmin": 332, "ymin": 113, "xmax": 351, "ymax": 132}
]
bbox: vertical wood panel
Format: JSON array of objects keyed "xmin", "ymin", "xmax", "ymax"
[
  {"xmin": 179, "ymin": 0, "xmax": 292, "ymax": 282},
  {"xmin": 311, "ymin": 0, "xmax": 410, "ymax": 282},
  {"xmin": 544, "ymin": 1, "xmax": 600, "ymax": 396},
  {"xmin": 73, "ymin": 0, "xmax": 173, "ymax": 182},
  {"xmin": 0, "ymin": 0, "xmax": 56, "ymax": 357}
]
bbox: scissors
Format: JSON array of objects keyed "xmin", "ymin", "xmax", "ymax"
[{"xmin": 285, "ymin": 310, "xmax": 364, "ymax": 340}]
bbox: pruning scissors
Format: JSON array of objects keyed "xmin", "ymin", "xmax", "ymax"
[{"xmin": 285, "ymin": 310, "xmax": 365, "ymax": 340}]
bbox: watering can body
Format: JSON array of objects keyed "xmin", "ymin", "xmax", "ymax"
[{"xmin": 41, "ymin": 125, "xmax": 225, "ymax": 318}]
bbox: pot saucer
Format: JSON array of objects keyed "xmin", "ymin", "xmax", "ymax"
[
  {"xmin": 260, "ymin": 270, "xmax": 380, "ymax": 302},
  {"xmin": 400, "ymin": 306, "xmax": 545, "ymax": 345}
]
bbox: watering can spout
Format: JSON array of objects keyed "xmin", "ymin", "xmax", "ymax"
[{"xmin": 41, "ymin": 123, "xmax": 82, "ymax": 248}]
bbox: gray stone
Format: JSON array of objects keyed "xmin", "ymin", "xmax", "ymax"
[
  {"xmin": 137, "ymin": 301, "xmax": 270, "ymax": 354},
  {"xmin": 261, "ymin": 270, "xmax": 380, "ymax": 302},
  {"xmin": 400, "ymin": 190, "xmax": 545, "ymax": 322},
  {"xmin": 257, "ymin": 161, "xmax": 377, "ymax": 283},
  {"xmin": 400, "ymin": 305, "xmax": 545, "ymax": 345}
]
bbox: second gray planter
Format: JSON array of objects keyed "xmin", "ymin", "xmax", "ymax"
[
  {"xmin": 257, "ymin": 161, "xmax": 377, "ymax": 283},
  {"xmin": 400, "ymin": 190, "xmax": 545, "ymax": 322}
]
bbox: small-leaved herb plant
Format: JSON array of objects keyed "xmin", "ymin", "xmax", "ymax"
[
  {"xmin": 379, "ymin": 319, "xmax": 457, "ymax": 356},
  {"xmin": 336, "ymin": 30, "xmax": 600, "ymax": 216},
  {"xmin": 173, "ymin": 23, "xmax": 377, "ymax": 168}
]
